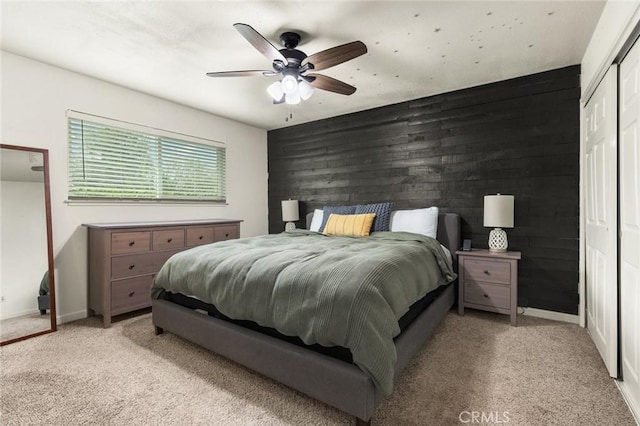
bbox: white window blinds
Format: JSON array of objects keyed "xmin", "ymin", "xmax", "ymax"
[{"xmin": 68, "ymin": 116, "xmax": 226, "ymax": 202}]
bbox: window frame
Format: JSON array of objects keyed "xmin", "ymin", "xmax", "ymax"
[{"xmin": 66, "ymin": 110, "xmax": 227, "ymax": 205}]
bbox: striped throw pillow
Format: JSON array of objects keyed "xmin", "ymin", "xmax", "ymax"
[{"xmin": 323, "ymin": 213, "xmax": 376, "ymax": 237}]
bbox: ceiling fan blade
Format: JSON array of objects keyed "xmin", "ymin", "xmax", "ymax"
[
  {"xmin": 233, "ymin": 23, "xmax": 288, "ymax": 65},
  {"xmin": 303, "ymin": 41, "xmax": 367, "ymax": 71},
  {"xmin": 306, "ymin": 74, "xmax": 357, "ymax": 95},
  {"xmin": 206, "ymin": 70, "xmax": 278, "ymax": 77}
]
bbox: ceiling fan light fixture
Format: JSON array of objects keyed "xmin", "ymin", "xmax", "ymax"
[
  {"xmin": 281, "ymin": 75, "xmax": 299, "ymax": 95},
  {"xmin": 267, "ymin": 81, "xmax": 285, "ymax": 101},
  {"xmin": 285, "ymin": 91, "xmax": 302, "ymax": 105},
  {"xmin": 298, "ymin": 79, "xmax": 314, "ymax": 100}
]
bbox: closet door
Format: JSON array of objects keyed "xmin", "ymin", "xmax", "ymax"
[
  {"xmin": 619, "ymin": 39, "xmax": 640, "ymax": 410},
  {"xmin": 584, "ymin": 65, "xmax": 618, "ymax": 377}
]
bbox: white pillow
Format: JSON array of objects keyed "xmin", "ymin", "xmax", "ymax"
[
  {"xmin": 309, "ymin": 209, "xmax": 324, "ymax": 232},
  {"xmin": 390, "ymin": 207, "xmax": 439, "ymax": 238}
]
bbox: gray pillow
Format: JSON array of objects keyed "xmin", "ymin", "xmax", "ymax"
[
  {"xmin": 319, "ymin": 205, "xmax": 357, "ymax": 232},
  {"xmin": 355, "ymin": 202, "xmax": 394, "ymax": 232}
]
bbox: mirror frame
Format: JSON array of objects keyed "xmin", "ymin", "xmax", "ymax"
[{"xmin": 1, "ymin": 144, "xmax": 57, "ymax": 345}]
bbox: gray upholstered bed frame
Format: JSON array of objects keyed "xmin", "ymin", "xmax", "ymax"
[{"xmin": 152, "ymin": 213, "xmax": 460, "ymax": 425}]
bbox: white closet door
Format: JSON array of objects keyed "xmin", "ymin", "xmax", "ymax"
[
  {"xmin": 584, "ymin": 65, "xmax": 618, "ymax": 378},
  {"xmin": 619, "ymin": 39, "xmax": 640, "ymax": 414}
]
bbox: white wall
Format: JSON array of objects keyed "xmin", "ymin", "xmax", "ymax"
[
  {"xmin": 0, "ymin": 181, "xmax": 48, "ymax": 319},
  {"xmin": 581, "ymin": 0, "xmax": 640, "ymax": 98},
  {"xmin": 0, "ymin": 51, "xmax": 268, "ymax": 323}
]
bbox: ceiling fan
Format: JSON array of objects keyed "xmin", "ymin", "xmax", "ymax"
[{"xmin": 206, "ymin": 23, "xmax": 367, "ymax": 105}]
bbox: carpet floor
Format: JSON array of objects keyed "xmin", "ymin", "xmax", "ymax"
[
  {"xmin": 0, "ymin": 309, "xmax": 635, "ymax": 425},
  {"xmin": 1, "ymin": 312, "xmax": 52, "ymax": 342}
]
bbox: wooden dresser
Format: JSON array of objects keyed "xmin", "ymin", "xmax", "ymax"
[
  {"xmin": 83, "ymin": 219, "xmax": 241, "ymax": 328},
  {"xmin": 456, "ymin": 249, "xmax": 521, "ymax": 326}
]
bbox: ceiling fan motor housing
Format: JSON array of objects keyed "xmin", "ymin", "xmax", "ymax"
[
  {"xmin": 279, "ymin": 48, "xmax": 307, "ymax": 65},
  {"xmin": 280, "ymin": 31, "xmax": 301, "ymax": 49},
  {"xmin": 278, "ymin": 31, "xmax": 308, "ymax": 69}
]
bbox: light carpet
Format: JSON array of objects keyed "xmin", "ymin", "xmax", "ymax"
[
  {"xmin": 0, "ymin": 309, "xmax": 635, "ymax": 425},
  {"xmin": 1, "ymin": 312, "xmax": 52, "ymax": 343}
]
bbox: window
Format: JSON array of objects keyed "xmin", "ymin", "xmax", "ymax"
[{"xmin": 67, "ymin": 112, "xmax": 226, "ymax": 203}]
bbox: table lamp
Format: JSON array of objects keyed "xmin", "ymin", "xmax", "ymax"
[
  {"xmin": 281, "ymin": 199, "xmax": 299, "ymax": 231},
  {"xmin": 483, "ymin": 194, "xmax": 514, "ymax": 252}
]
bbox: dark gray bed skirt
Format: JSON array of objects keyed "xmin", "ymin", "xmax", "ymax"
[{"xmin": 152, "ymin": 282, "xmax": 455, "ymax": 422}]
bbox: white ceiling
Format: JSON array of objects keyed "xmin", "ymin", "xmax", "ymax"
[{"xmin": 1, "ymin": 1, "xmax": 605, "ymax": 131}]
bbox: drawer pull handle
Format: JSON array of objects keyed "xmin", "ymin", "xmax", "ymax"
[
  {"xmin": 484, "ymin": 270, "xmax": 490, "ymax": 275},
  {"xmin": 128, "ymin": 291, "xmax": 136, "ymax": 297},
  {"xmin": 199, "ymin": 235, "xmax": 203, "ymax": 240},
  {"xmin": 128, "ymin": 241, "xmax": 135, "ymax": 247},
  {"xmin": 484, "ymin": 294, "xmax": 489, "ymax": 298},
  {"xmin": 129, "ymin": 264, "xmax": 135, "ymax": 270},
  {"xmin": 225, "ymin": 233, "xmax": 229, "ymax": 238},
  {"xmin": 167, "ymin": 238, "xmax": 173, "ymax": 243}
]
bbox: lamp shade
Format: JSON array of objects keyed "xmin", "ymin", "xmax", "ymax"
[
  {"xmin": 281, "ymin": 199, "xmax": 300, "ymax": 222},
  {"xmin": 298, "ymin": 80, "xmax": 315, "ymax": 100},
  {"xmin": 281, "ymin": 75, "xmax": 298, "ymax": 94},
  {"xmin": 267, "ymin": 81, "xmax": 284, "ymax": 102},
  {"xmin": 483, "ymin": 194, "xmax": 514, "ymax": 228}
]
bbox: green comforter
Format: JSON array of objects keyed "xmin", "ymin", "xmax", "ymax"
[{"xmin": 151, "ymin": 230, "xmax": 456, "ymax": 394}]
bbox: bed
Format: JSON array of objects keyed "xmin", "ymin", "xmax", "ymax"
[
  {"xmin": 151, "ymin": 211, "xmax": 460, "ymax": 425},
  {"xmin": 37, "ymin": 270, "xmax": 50, "ymax": 315}
]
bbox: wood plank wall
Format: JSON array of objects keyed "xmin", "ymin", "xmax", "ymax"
[{"xmin": 268, "ymin": 65, "xmax": 580, "ymax": 314}]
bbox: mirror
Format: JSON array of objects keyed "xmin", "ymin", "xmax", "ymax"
[{"xmin": 0, "ymin": 144, "xmax": 56, "ymax": 345}]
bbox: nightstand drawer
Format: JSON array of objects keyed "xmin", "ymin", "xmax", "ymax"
[
  {"xmin": 464, "ymin": 281, "xmax": 511, "ymax": 310},
  {"xmin": 153, "ymin": 229, "xmax": 185, "ymax": 251},
  {"xmin": 464, "ymin": 259, "xmax": 511, "ymax": 285},
  {"xmin": 111, "ymin": 275, "xmax": 153, "ymax": 315}
]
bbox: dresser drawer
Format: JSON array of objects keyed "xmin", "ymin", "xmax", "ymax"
[
  {"xmin": 111, "ymin": 275, "xmax": 153, "ymax": 315},
  {"xmin": 464, "ymin": 281, "xmax": 511, "ymax": 310},
  {"xmin": 214, "ymin": 225, "xmax": 239, "ymax": 242},
  {"xmin": 186, "ymin": 227, "xmax": 215, "ymax": 247},
  {"xmin": 111, "ymin": 231, "xmax": 151, "ymax": 255},
  {"xmin": 464, "ymin": 259, "xmax": 511, "ymax": 285},
  {"xmin": 111, "ymin": 250, "xmax": 177, "ymax": 279},
  {"xmin": 153, "ymin": 229, "xmax": 185, "ymax": 251}
]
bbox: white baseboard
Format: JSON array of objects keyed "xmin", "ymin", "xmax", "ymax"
[
  {"xmin": 520, "ymin": 307, "xmax": 580, "ymax": 325},
  {"xmin": 616, "ymin": 380, "xmax": 640, "ymax": 424},
  {"xmin": 57, "ymin": 310, "xmax": 87, "ymax": 325}
]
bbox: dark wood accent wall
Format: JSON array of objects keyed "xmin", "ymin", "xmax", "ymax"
[{"xmin": 268, "ymin": 65, "xmax": 580, "ymax": 315}]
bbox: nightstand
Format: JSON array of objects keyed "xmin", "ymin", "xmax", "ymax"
[{"xmin": 456, "ymin": 249, "xmax": 522, "ymax": 326}]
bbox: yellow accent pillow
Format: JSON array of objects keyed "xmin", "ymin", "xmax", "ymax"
[{"xmin": 323, "ymin": 213, "xmax": 376, "ymax": 237}]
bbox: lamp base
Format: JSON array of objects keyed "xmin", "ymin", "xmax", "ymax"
[
  {"xmin": 285, "ymin": 222, "xmax": 296, "ymax": 232},
  {"xmin": 488, "ymin": 228, "xmax": 508, "ymax": 252}
]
